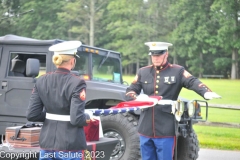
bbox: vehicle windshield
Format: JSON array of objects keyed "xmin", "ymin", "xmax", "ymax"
[
  {"xmin": 74, "ymin": 52, "xmax": 122, "ymax": 83},
  {"xmin": 74, "ymin": 52, "xmax": 89, "ymax": 75}
]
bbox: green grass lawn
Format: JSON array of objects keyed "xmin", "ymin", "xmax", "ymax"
[
  {"xmin": 201, "ymin": 107, "xmax": 240, "ymax": 124},
  {"xmin": 194, "ymin": 107, "xmax": 240, "ymax": 150},
  {"xmin": 180, "ymin": 79, "xmax": 240, "ymax": 106},
  {"xmin": 193, "ymin": 125, "xmax": 240, "ymax": 150}
]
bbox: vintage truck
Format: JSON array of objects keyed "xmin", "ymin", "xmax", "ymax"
[{"xmin": 0, "ymin": 35, "xmax": 208, "ymax": 160}]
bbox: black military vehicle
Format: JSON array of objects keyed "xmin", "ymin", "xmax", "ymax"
[{"xmin": 0, "ymin": 35, "xmax": 208, "ymax": 160}]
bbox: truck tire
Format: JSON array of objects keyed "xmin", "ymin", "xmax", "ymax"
[
  {"xmin": 101, "ymin": 112, "xmax": 140, "ymax": 160},
  {"xmin": 177, "ymin": 130, "xmax": 199, "ymax": 160}
]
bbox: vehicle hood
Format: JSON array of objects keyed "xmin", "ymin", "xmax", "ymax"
[{"xmin": 85, "ymin": 81, "xmax": 128, "ymax": 102}]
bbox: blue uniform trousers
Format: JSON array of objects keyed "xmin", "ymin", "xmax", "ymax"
[
  {"xmin": 39, "ymin": 149, "xmax": 84, "ymax": 160},
  {"xmin": 140, "ymin": 135, "xmax": 175, "ymax": 160}
]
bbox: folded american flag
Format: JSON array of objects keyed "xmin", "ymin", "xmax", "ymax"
[
  {"xmin": 111, "ymin": 95, "xmax": 162, "ymax": 109},
  {"xmin": 90, "ymin": 95, "xmax": 162, "ymax": 116}
]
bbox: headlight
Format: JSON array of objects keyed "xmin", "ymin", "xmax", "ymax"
[
  {"xmin": 173, "ymin": 100, "xmax": 185, "ymax": 121},
  {"xmin": 177, "ymin": 101, "xmax": 185, "ymax": 115},
  {"xmin": 187, "ymin": 101, "xmax": 195, "ymax": 117}
]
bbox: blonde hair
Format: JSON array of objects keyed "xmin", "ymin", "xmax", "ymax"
[{"xmin": 52, "ymin": 54, "xmax": 74, "ymax": 66}]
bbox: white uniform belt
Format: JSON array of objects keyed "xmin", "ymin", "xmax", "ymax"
[
  {"xmin": 158, "ymin": 100, "xmax": 174, "ymax": 105},
  {"xmin": 46, "ymin": 113, "xmax": 70, "ymax": 121}
]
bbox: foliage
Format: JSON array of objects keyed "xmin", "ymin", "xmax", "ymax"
[
  {"xmin": 14, "ymin": 0, "xmax": 67, "ymax": 39},
  {"xmin": 168, "ymin": 0, "xmax": 220, "ymax": 76},
  {"xmin": 58, "ymin": 0, "xmax": 108, "ymax": 45},
  {"xmin": 104, "ymin": 0, "xmax": 148, "ymax": 67},
  {"xmin": 0, "ymin": 0, "xmax": 240, "ymax": 78},
  {"xmin": 103, "ymin": 0, "xmax": 174, "ymax": 73},
  {"xmin": 211, "ymin": 0, "xmax": 240, "ymax": 79},
  {"xmin": 213, "ymin": 57, "xmax": 232, "ymax": 70},
  {"xmin": 0, "ymin": 0, "xmax": 20, "ymax": 35}
]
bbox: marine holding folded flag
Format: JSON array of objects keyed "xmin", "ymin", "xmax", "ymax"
[
  {"xmin": 27, "ymin": 41, "xmax": 94, "ymax": 160},
  {"xmin": 125, "ymin": 42, "xmax": 221, "ymax": 160}
]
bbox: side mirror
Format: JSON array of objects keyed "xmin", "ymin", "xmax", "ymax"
[{"xmin": 26, "ymin": 58, "xmax": 40, "ymax": 78}]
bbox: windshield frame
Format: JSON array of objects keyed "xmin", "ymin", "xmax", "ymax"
[{"xmin": 75, "ymin": 46, "xmax": 123, "ymax": 84}]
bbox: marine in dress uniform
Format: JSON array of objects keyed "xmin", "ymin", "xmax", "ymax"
[
  {"xmin": 27, "ymin": 41, "xmax": 93, "ymax": 160},
  {"xmin": 125, "ymin": 42, "xmax": 221, "ymax": 160}
]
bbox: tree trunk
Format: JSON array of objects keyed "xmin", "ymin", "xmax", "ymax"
[
  {"xmin": 173, "ymin": 53, "xmax": 178, "ymax": 64},
  {"xmin": 89, "ymin": 0, "xmax": 94, "ymax": 46},
  {"xmin": 236, "ymin": 52, "xmax": 239, "ymax": 78},
  {"xmin": 123, "ymin": 66, "xmax": 127, "ymax": 75},
  {"xmin": 148, "ymin": 56, "xmax": 151, "ymax": 65},
  {"xmin": 129, "ymin": 63, "xmax": 134, "ymax": 75},
  {"xmin": 231, "ymin": 1, "xmax": 239, "ymax": 79},
  {"xmin": 199, "ymin": 53, "xmax": 203, "ymax": 78},
  {"xmin": 136, "ymin": 59, "xmax": 139, "ymax": 74},
  {"xmin": 231, "ymin": 50, "xmax": 238, "ymax": 79},
  {"xmin": 128, "ymin": 64, "xmax": 131, "ymax": 75}
]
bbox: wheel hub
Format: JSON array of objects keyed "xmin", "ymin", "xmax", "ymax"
[{"xmin": 104, "ymin": 130, "xmax": 125, "ymax": 159}]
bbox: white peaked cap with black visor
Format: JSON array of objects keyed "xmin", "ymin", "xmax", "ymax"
[
  {"xmin": 144, "ymin": 42, "xmax": 173, "ymax": 55},
  {"xmin": 49, "ymin": 41, "xmax": 82, "ymax": 58}
]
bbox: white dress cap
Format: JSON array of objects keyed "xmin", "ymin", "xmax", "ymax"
[
  {"xmin": 49, "ymin": 41, "xmax": 82, "ymax": 56},
  {"xmin": 144, "ymin": 42, "xmax": 173, "ymax": 51}
]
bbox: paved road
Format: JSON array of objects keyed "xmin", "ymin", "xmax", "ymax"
[{"xmin": 198, "ymin": 148, "xmax": 240, "ymax": 160}]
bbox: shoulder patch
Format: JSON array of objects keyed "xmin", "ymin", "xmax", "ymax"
[
  {"xmin": 183, "ymin": 70, "xmax": 192, "ymax": 78},
  {"xmin": 79, "ymin": 89, "xmax": 86, "ymax": 101}
]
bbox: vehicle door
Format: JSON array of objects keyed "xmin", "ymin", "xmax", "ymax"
[{"xmin": 0, "ymin": 44, "xmax": 49, "ymax": 126}]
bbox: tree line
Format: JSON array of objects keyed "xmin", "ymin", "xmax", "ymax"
[{"xmin": 0, "ymin": 0, "xmax": 239, "ymax": 79}]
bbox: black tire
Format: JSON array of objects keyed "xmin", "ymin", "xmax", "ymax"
[
  {"xmin": 101, "ymin": 112, "xmax": 141, "ymax": 160},
  {"xmin": 177, "ymin": 130, "xmax": 199, "ymax": 160}
]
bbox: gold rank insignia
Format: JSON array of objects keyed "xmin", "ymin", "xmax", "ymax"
[
  {"xmin": 183, "ymin": 70, "xmax": 192, "ymax": 78},
  {"xmin": 152, "ymin": 43, "xmax": 156, "ymax": 46},
  {"xmin": 80, "ymin": 89, "xmax": 86, "ymax": 101}
]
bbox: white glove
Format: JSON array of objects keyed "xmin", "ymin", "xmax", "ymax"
[
  {"xmin": 136, "ymin": 94, "xmax": 149, "ymax": 101},
  {"xmin": 136, "ymin": 94, "xmax": 158, "ymax": 107},
  {"xmin": 204, "ymin": 92, "xmax": 221, "ymax": 100},
  {"xmin": 85, "ymin": 110, "xmax": 94, "ymax": 120}
]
